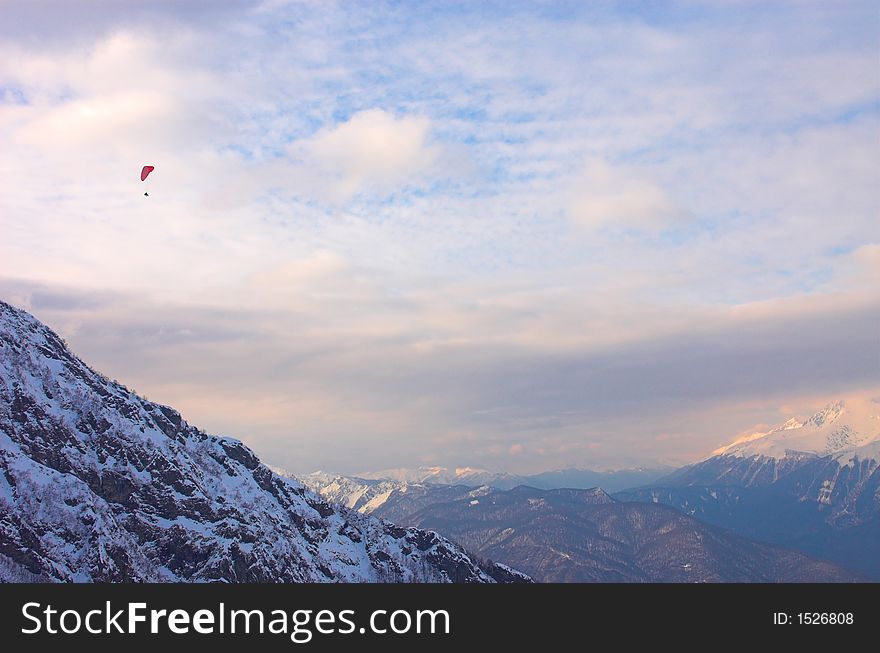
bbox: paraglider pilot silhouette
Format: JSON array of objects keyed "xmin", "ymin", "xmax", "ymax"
[{"xmin": 141, "ymin": 165, "xmax": 155, "ymax": 196}]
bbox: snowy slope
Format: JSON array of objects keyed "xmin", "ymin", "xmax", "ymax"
[
  {"xmin": 294, "ymin": 471, "xmax": 493, "ymax": 518},
  {"xmin": 833, "ymin": 440, "xmax": 880, "ymax": 467},
  {"xmin": 295, "ymin": 472, "xmax": 408, "ymax": 513},
  {"xmin": 0, "ymin": 301, "xmax": 526, "ymax": 583}
]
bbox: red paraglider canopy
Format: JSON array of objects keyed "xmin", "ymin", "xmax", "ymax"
[{"xmin": 140, "ymin": 165, "xmax": 155, "ymax": 181}]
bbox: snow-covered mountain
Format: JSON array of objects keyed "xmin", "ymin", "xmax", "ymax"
[
  {"xmin": 663, "ymin": 399, "xmax": 879, "ymax": 493},
  {"xmin": 620, "ymin": 399, "xmax": 880, "ymax": 578},
  {"xmin": 0, "ymin": 301, "xmax": 528, "ymax": 583}
]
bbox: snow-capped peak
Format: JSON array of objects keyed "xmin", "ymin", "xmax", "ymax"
[
  {"xmin": 805, "ymin": 401, "xmax": 845, "ymax": 428},
  {"xmin": 713, "ymin": 398, "xmax": 880, "ymax": 461}
]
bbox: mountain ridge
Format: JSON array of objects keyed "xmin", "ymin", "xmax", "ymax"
[
  {"xmin": 300, "ymin": 465, "xmax": 671, "ymax": 494},
  {"xmin": 366, "ymin": 484, "xmax": 862, "ymax": 582}
]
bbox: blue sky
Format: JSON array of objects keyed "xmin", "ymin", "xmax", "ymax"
[{"xmin": 1, "ymin": 1, "xmax": 878, "ymax": 473}]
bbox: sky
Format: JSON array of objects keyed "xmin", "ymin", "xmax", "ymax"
[{"xmin": 1, "ymin": 1, "xmax": 878, "ymax": 475}]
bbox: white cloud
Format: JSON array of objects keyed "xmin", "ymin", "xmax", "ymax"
[
  {"xmin": 302, "ymin": 109, "xmax": 439, "ymax": 198},
  {"xmin": 569, "ymin": 159, "xmax": 684, "ymax": 231}
]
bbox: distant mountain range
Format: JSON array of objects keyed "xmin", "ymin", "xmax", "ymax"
[
  {"xmin": 342, "ymin": 465, "xmax": 671, "ymax": 492},
  {"xmin": 299, "ymin": 479, "xmax": 859, "ymax": 582},
  {"xmin": 297, "ymin": 399, "xmax": 878, "ymax": 581},
  {"xmin": 294, "ymin": 465, "xmax": 671, "ymax": 518},
  {"xmin": 0, "ymin": 301, "xmax": 527, "ymax": 583}
]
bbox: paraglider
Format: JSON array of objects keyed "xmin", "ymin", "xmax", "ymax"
[{"xmin": 141, "ymin": 165, "xmax": 154, "ymax": 196}]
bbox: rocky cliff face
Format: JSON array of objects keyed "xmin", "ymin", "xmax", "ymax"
[{"xmin": 0, "ymin": 300, "xmax": 525, "ymax": 583}]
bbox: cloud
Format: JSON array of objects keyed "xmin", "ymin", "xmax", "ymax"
[
  {"xmin": 851, "ymin": 243, "xmax": 880, "ymax": 276},
  {"xmin": 3, "ymin": 274, "xmax": 877, "ymax": 473},
  {"xmin": 569, "ymin": 159, "xmax": 685, "ymax": 231},
  {"xmin": 1, "ymin": 2, "xmax": 878, "ymax": 474},
  {"xmin": 252, "ymin": 251, "xmax": 349, "ymax": 290},
  {"xmin": 3, "ymin": 30, "xmax": 230, "ymax": 148},
  {"xmin": 0, "ymin": 0, "xmax": 261, "ymax": 47},
  {"xmin": 301, "ymin": 109, "xmax": 440, "ymax": 198}
]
